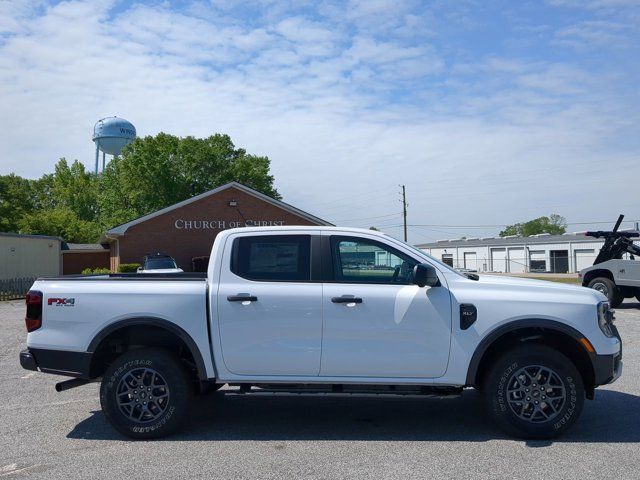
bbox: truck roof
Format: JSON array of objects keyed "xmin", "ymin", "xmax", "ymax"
[{"xmin": 219, "ymin": 225, "xmax": 392, "ymax": 237}]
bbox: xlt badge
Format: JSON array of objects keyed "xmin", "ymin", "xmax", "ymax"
[{"xmin": 460, "ymin": 304, "xmax": 477, "ymax": 330}]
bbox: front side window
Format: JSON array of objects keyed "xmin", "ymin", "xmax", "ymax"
[
  {"xmin": 331, "ymin": 236, "xmax": 418, "ymax": 284},
  {"xmin": 231, "ymin": 235, "xmax": 311, "ymax": 282}
]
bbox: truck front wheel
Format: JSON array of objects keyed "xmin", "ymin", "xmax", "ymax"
[
  {"xmin": 100, "ymin": 348, "xmax": 193, "ymax": 439},
  {"xmin": 483, "ymin": 344, "xmax": 584, "ymax": 439},
  {"xmin": 588, "ymin": 277, "xmax": 623, "ymax": 307}
]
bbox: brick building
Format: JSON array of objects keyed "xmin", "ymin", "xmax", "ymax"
[
  {"xmin": 101, "ymin": 182, "xmax": 331, "ymax": 272},
  {"xmin": 61, "ymin": 243, "xmax": 111, "ymax": 274}
]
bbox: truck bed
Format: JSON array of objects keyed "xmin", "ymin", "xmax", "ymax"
[
  {"xmin": 27, "ymin": 273, "xmax": 215, "ymax": 379},
  {"xmin": 36, "ymin": 272, "xmax": 208, "ymax": 281}
]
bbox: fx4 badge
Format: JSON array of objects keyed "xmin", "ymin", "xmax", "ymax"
[{"xmin": 47, "ymin": 298, "xmax": 75, "ymax": 306}]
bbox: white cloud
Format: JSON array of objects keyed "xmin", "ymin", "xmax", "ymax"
[
  {"xmin": 0, "ymin": 0, "xmax": 638, "ymax": 240},
  {"xmin": 275, "ymin": 16, "xmax": 336, "ymax": 44},
  {"xmin": 548, "ymin": 0, "xmax": 640, "ymax": 8},
  {"xmin": 554, "ymin": 19, "xmax": 634, "ymax": 49}
]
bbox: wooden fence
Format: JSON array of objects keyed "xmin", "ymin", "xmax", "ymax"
[{"xmin": 0, "ymin": 277, "xmax": 36, "ymax": 301}]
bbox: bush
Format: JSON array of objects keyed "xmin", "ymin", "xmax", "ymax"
[
  {"xmin": 81, "ymin": 267, "xmax": 111, "ymax": 275},
  {"xmin": 118, "ymin": 263, "xmax": 141, "ymax": 273}
]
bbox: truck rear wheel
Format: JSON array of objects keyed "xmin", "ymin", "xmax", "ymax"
[
  {"xmin": 100, "ymin": 348, "xmax": 193, "ymax": 439},
  {"xmin": 588, "ymin": 277, "xmax": 623, "ymax": 308},
  {"xmin": 483, "ymin": 344, "xmax": 584, "ymax": 439}
]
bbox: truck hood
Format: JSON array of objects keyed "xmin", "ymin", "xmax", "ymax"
[
  {"xmin": 475, "ymin": 274, "xmax": 605, "ymax": 301},
  {"xmin": 477, "ymin": 274, "xmax": 577, "ymax": 287}
]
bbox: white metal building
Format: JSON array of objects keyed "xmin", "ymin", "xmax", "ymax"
[
  {"xmin": 0, "ymin": 233, "xmax": 63, "ymax": 280},
  {"xmin": 416, "ymin": 233, "xmax": 618, "ymax": 274}
]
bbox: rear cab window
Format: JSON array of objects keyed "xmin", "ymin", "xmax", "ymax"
[{"xmin": 230, "ymin": 235, "xmax": 311, "ymax": 282}]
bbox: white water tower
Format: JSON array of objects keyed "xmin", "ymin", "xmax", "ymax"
[{"xmin": 92, "ymin": 117, "xmax": 136, "ymax": 173}]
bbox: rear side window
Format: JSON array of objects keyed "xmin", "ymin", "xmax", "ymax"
[{"xmin": 231, "ymin": 235, "xmax": 311, "ymax": 282}]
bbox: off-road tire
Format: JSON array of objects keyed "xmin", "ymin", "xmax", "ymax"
[
  {"xmin": 484, "ymin": 344, "xmax": 584, "ymax": 439},
  {"xmin": 588, "ymin": 277, "xmax": 623, "ymax": 308},
  {"xmin": 100, "ymin": 347, "xmax": 193, "ymax": 439}
]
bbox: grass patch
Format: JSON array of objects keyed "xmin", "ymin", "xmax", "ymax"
[{"xmin": 521, "ymin": 276, "xmax": 581, "ymax": 285}]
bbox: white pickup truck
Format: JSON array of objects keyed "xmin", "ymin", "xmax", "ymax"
[{"xmin": 20, "ymin": 227, "xmax": 622, "ymax": 439}]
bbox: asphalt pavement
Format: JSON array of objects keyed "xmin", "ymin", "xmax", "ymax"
[{"xmin": 1, "ymin": 299, "xmax": 639, "ymax": 479}]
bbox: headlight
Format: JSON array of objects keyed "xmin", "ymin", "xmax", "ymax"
[{"xmin": 598, "ymin": 301, "xmax": 615, "ymax": 338}]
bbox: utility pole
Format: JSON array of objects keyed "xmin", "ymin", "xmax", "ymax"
[{"xmin": 400, "ymin": 185, "xmax": 408, "ymax": 242}]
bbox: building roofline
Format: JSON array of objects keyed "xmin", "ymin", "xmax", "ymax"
[
  {"xmin": 415, "ymin": 233, "xmax": 612, "ymax": 249},
  {"xmin": 62, "ymin": 243, "xmax": 109, "ymax": 252},
  {"xmin": 104, "ymin": 182, "xmax": 333, "ymax": 238},
  {"xmin": 0, "ymin": 231, "xmax": 65, "ymax": 243}
]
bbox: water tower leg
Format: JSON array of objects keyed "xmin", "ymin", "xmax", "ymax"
[
  {"xmin": 102, "ymin": 152, "xmax": 106, "ymax": 172},
  {"xmin": 95, "ymin": 144, "xmax": 99, "ymax": 174}
]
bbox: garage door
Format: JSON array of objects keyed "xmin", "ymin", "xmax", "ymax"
[
  {"xmin": 508, "ymin": 248, "xmax": 525, "ymax": 273},
  {"xmin": 463, "ymin": 252, "xmax": 477, "ymax": 271},
  {"xmin": 529, "ymin": 250, "xmax": 546, "ymax": 272},
  {"xmin": 574, "ymin": 249, "xmax": 595, "ymax": 272},
  {"xmin": 491, "ymin": 248, "xmax": 507, "ymax": 272}
]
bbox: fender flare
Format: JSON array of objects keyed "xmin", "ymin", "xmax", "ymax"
[
  {"xmin": 87, "ymin": 317, "xmax": 208, "ymax": 381},
  {"xmin": 465, "ymin": 319, "xmax": 590, "ymax": 386},
  {"xmin": 581, "ymin": 268, "xmax": 614, "ymax": 286}
]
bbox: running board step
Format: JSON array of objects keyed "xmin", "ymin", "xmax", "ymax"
[{"xmin": 225, "ymin": 384, "xmax": 463, "ymax": 398}]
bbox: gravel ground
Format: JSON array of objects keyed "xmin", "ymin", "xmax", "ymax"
[{"xmin": 1, "ymin": 299, "xmax": 639, "ymax": 479}]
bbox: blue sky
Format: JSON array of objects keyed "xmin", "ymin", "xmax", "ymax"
[{"xmin": 0, "ymin": 0, "xmax": 638, "ymax": 241}]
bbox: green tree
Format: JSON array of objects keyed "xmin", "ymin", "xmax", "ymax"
[
  {"xmin": 0, "ymin": 174, "xmax": 36, "ymax": 232},
  {"xmin": 51, "ymin": 159, "xmax": 99, "ymax": 221},
  {"xmin": 31, "ymin": 174, "xmax": 56, "ymax": 211},
  {"xmin": 499, "ymin": 214, "xmax": 567, "ymax": 237},
  {"xmin": 17, "ymin": 206, "xmax": 103, "ymax": 243},
  {"xmin": 97, "ymin": 133, "xmax": 279, "ymax": 227},
  {"xmin": 1, "ymin": 160, "xmax": 101, "ymax": 241},
  {"xmin": 1, "ymin": 133, "xmax": 279, "ymax": 241}
]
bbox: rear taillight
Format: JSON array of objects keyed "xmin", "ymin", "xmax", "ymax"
[{"xmin": 25, "ymin": 290, "xmax": 43, "ymax": 332}]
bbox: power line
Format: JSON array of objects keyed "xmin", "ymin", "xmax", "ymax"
[
  {"xmin": 344, "ymin": 220, "xmax": 640, "ymax": 231},
  {"xmin": 404, "ymin": 224, "xmax": 468, "ymax": 237},
  {"xmin": 309, "ymin": 189, "xmax": 397, "ymax": 210},
  {"xmin": 333, "ymin": 212, "xmax": 402, "ymax": 223},
  {"xmin": 407, "ymin": 226, "xmax": 439, "ymax": 242},
  {"xmin": 349, "ymin": 220, "xmax": 405, "ymax": 230},
  {"xmin": 404, "ymin": 220, "xmax": 640, "ymax": 228}
]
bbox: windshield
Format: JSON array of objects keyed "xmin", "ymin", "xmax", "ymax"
[
  {"xmin": 391, "ymin": 237, "xmax": 465, "ymax": 277},
  {"xmin": 145, "ymin": 257, "xmax": 177, "ymax": 270}
]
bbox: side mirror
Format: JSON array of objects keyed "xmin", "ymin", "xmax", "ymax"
[{"xmin": 413, "ymin": 263, "xmax": 440, "ymax": 288}]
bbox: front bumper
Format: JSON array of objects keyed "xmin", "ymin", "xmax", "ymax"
[
  {"xmin": 593, "ymin": 352, "xmax": 623, "ymax": 385},
  {"xmin": 593, "ymin": 324, "xmax": 622, "ymax": 386},
  {"xmin": 19, "ymin": 348, "xmax": 93, "ymax": 378}
]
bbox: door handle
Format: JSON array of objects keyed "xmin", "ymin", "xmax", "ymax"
[
  {"xmin": 227, "ymin": 294, "xmax": 258, "ymax": 302},
  {"xmin": 331, "ymin": 295, "xmax": 363, "ymax": 304}
]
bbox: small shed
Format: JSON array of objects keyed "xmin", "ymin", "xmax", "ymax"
[{"xmin": 0, "ymin": 232, "xmax": 63, "ymax": 280}]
